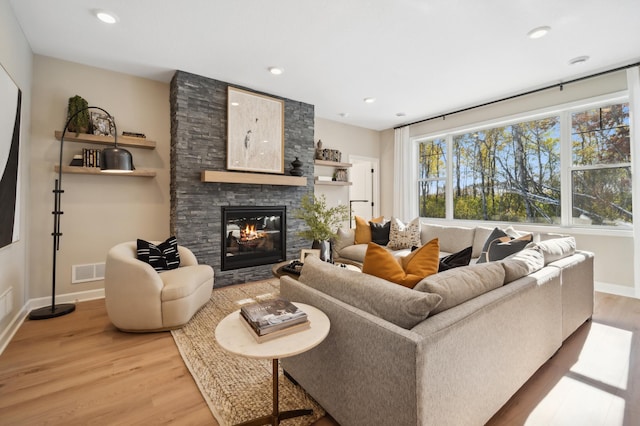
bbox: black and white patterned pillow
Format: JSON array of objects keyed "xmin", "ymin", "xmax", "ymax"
[{"xmin": 137, "ymin": 237, "xmax": 180, "ymax": 271}]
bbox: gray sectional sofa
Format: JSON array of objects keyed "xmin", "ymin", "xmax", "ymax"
[{"xmin": 280, "ymin": 223, "xmax": 594, "ymax": 426}]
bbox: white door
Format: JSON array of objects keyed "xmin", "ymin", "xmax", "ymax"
[{"xmin": 349, "ymin": 156, "xmax": 380, "ymax": 227}]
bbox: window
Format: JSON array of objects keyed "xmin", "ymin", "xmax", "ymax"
[
  {"xmin": 571, "ymin": 103, "xmax": 631, "ymax": 226},
  {"xmin": 417, "ymin": 138, "xmax": 446, "ymax": 218},
  {"xmin": 452, "ymin": 117, "xmax": 560, "ymax": 223},
  {"xmin": 414, "ymin": 98, "xmax": 632, "ymax": 228}
]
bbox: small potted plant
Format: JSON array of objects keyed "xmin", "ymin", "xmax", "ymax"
[
  {"xmin": 293, "ymin": 193, "xmax": 349, "ymax": 262},
  {"xmin": 66, "ymin": 95, "xmax": 90, "ymax": 134}
]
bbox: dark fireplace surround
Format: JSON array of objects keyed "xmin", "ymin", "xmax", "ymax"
[
  {"xmin": 170, "ymin": 70, "xmax": 315, "ymax": 286},
  {"xmin": 221, "ymin": 206, "xmax": 286, "ymax": 271}
]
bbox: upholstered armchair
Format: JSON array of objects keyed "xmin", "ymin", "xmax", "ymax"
[{"xmin": 105, "ymin": 241, "xmax": 214, "ymax": 332}]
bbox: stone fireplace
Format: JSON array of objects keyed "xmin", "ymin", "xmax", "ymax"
[{"xmin": 169, "ymin": 70, "xmax": 314, "ymax": 286}]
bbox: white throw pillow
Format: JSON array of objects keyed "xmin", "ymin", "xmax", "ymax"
[{"xmin": 387, "ymin": 217, "xmax": 421, "ymax": 250}]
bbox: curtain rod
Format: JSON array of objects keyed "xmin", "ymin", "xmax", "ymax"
[{"xmin": 394, "ymin": 61, "xmax": 640, "ymax": 130}]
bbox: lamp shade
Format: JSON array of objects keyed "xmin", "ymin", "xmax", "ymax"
[{"xmin": 101, "ymin": 146, "xmax": 134, "ymax": 172}]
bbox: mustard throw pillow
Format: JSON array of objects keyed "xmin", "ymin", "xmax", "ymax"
[
  {"xmin": 362, "ymin": 239, "xmax": 439, "ymax": 288},
  {"xmin": 354, "ymin": 215, "xmax": 384, "ymax": 245}
]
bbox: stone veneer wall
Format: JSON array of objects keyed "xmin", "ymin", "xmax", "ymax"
[{"xmin": 170, "ymin": 70, "xmax": 315, "ymax": 286}]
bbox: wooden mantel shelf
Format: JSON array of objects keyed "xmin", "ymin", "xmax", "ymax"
[{"xmin": 201, "ymin": 170, "xmax": 307, "ymax": 186}]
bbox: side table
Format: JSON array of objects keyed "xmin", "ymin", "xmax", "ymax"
[{"xmin": 215, "ymin": 302, "xmax": 330, "ymax": 426}]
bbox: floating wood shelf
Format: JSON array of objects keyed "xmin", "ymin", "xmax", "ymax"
[
  {"xmin": 54, "ymin": 131, "xmax": 156, "ymax": 149},
  {"xmin": 55, "ymin": 165, "xmax": 156, "ymax": 177},
  {"xmin": 314, "ymin": 159, "xmax": 352, "ymax": 168},
  {"xmin": 201, "ymin": 170, "xmax": 307, "ymax": 186},
  {"xmin": 314, "ymin": 179, "xmax": 352, "ymax": 186}
]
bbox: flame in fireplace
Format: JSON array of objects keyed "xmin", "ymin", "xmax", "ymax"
[{"xmin": 240, "ymin": 224, "xmax": 265, "ymax": 242}]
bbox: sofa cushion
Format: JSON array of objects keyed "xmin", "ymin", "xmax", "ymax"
[
  {"xmin": 137, "ymin": 237, "xmax": 180, "ymax": 271},
  {"xmin": 535, "ymin": 236, "xmax": 576, "ymax": 265},
  {"xmin": 500, "ymin": 247, "xmax": 545, "ymax": 284},
  {"xmin": 388, "ymin": 217, "xmax": 421, "ymax": 250},
  {"xmin": 338, "ymin": 243, "xmax": 368, "ymax": 263},
  {"xmin": 363, "ymin": 240, "xmax": 439, "ymax": 288},
  {"xmin": 370, "ymin": 221, "xmax": 391, "ymax": 246},
  {"xmin": 414, "ymin": 262, "xmax": 505, "ymax": 314},
  {"xmin": 333, "ymin": 228, "xmax": 355, "ymax": 257},
  {"xmin": 420, "ymin": 223, "xmax": 475, "ymax": 254},
  {"xmin": 354, "ymin": 216, "xmax": 384, "ymax": 244},
  {"xmin": 438, "ymin": 246, "xmax": 472, "ymax": 272},
  {"xmin": 472, "ymin": 226, "xmax": 495, "ymax": 258},
  {"xmin": 299, "ymin": 256, "xmax": 443, "ymax": 329}
]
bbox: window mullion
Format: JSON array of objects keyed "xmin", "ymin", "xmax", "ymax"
[
  {"xmin": 446, "ymin": 134, "xmax": 454, "ymax": 220},
  {"xmin": 560, "ymin": 110, "xmax": 572, "ymax": 226}
]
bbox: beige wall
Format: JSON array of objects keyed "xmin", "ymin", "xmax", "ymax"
[
  {"xmin": 0, "ymin": 0, "xmax": 32, "ymax": 340},
  {"xmin": 29, "ymin": 56, "xmax": 170, "ymax": 300},
  {"xmin": 313, "ymin": 117, "xmax": 381, "ymax": 221}
]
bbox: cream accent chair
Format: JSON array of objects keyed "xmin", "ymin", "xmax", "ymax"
[{"xmin": 105, "ymin": 241, "xmax": 214, "ymax": 332}]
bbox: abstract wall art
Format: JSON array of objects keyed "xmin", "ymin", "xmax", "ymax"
[{"xmin": 0, "ymin": 63, "xmax": 21, "ymax": 249}]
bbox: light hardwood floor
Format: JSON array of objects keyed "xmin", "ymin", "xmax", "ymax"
[{"xmin": 0, "ymin": 292, "xmax": 638, "ymax": 425}]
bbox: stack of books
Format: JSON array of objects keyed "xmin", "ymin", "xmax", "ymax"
[{"xmin": 240, "ymin": 297, "xmax": 309, "ymax": 343}]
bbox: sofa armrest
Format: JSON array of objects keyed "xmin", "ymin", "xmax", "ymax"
[
  {"xmin": 104, "ymin": 242, "xmax": 165, "ymax": 330},
  {"xmin": 178, "ymin": 245, "xmax": 199, "ymax": 266}
]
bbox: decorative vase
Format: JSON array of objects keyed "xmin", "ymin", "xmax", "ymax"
[
  {"xmin": 312, "ymin": 239, "xmax": 332, "ymax": 262},
  {"xmin": 290, "ymin": 157, "xmax": 304, "ymax": 176}
]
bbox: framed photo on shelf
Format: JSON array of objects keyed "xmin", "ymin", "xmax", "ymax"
[
  {"xmin": 300, "ymin": 249, "xmax": 320, "ymax": 262},
  {"xmin": 91, "ymin": 111, "xmax": 115, "ymax": 136},
  {"xmin": 227, "ymin": 86, "xmax": 284, "ymax": 174}
]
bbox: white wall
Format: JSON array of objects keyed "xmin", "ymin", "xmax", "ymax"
[
  {"xmin": 385, "ymin": 70, "xmax": 635, "ymax": 295},
  {"xmin": 28, "ymin": 56, "xmax": 171, "ymax": 301},
  {"xmin": 0, "ymin": 0, "xmax": 32, "ymax": 347}
]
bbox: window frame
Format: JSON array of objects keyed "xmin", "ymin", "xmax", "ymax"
[{"xmin": 411, "ymin": 91, "xmax": 631, "ymax": 234}]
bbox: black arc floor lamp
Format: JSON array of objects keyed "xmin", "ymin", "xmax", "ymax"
[{"xmin": 29, "ymin": 106, "xmax": 134, "ymax": 320}]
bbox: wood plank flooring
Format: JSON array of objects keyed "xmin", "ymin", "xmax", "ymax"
[{"xmin": 0, "ymin": 291, "xmax": 638, "ymax": 425}]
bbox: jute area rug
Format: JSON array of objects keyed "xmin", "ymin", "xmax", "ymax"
[{"xmin": 171, "ymin": 279, "xmax": 325, "ymax": 426}]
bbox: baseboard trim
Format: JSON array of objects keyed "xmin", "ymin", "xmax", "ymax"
[
  {"xmin": 595, "ymin": 281, "xmax": 638, "ymax": 299},
  {"xmin": 0, "ymin": 288, "xmax": 106, "ymax": 356}
]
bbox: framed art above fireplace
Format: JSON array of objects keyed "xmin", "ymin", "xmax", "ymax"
[{"xmin": 227, "ymin": 86, "xmax": 284, "ymax": 174}]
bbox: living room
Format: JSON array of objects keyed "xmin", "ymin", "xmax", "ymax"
[{"xmin": 1, "ymin": 1, "xmax": 640, "ymax": 425}]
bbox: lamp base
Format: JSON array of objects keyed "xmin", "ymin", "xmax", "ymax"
[{"xmin": 29, "ymin": 303, "xmax": 76, "ymax": 320}]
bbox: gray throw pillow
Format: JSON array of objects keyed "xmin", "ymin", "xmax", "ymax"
[
  {"xmin": 299, "ymin": 256, "xmax": 442, "ymax": 329},
  {"xmin": 485, "ymin": 233, "xmax": 533, "ymax": 262}
]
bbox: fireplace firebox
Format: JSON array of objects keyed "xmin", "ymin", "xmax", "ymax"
[{"xmin": 221, "ymin": 206, "xmax": 286, "ymax": 271}]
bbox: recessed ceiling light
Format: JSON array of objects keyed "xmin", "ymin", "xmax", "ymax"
[
  {"xmin": 230, "ymin": 102, "xmax": 240, "ymax": 107},
  {"xmin": 268, "ymin": 67, "xmax": 284, "ymax": 75},
  {"xmin": 363, "ymin": 97, "xmax": 376, "ymax": 104},
  {"xmin": 396, "ymin": 112, "xmax": 406, "ymax": 117},
  {"xmin": 569, "ymin": 55, "xmax": 590, "ymax": 65},
  {"xmin": 527, "ymin": 26, "xmax": 550, "ymax": 39},
  {"xmin": 95, "ymin": 10, "xmax": 119, "ymax": 24}
]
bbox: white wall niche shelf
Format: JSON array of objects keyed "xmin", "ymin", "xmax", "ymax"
[{"xmin": 314, "ymin": 159, "xmax": 352, "ymax": 186}]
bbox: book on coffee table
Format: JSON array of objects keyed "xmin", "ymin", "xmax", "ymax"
[
  {"xmin": 239, "ymin": 315, "xmax": 311, "ymax": 343},
  {"xmin": 240, "ymin": 297, "xmax": 308, "ymax": 336}
]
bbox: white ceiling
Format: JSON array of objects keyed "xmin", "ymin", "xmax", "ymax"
[{"xmin": 9, "ymin": 0, "xmax": 640, "ymax": 131}]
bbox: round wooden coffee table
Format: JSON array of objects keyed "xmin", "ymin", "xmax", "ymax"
[{"xmin": 215, "ymin": 303, "xmax": 330, "ymax": 426}]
